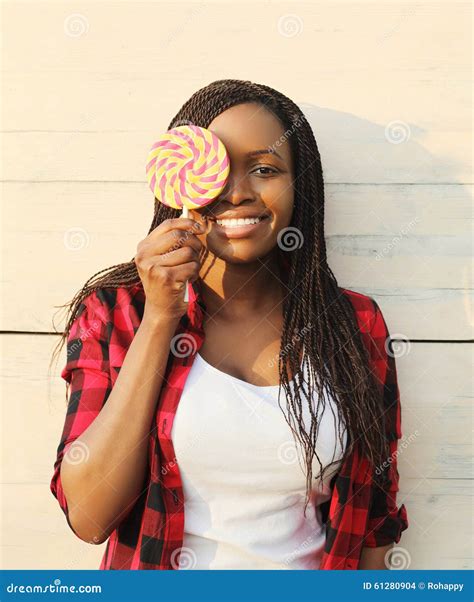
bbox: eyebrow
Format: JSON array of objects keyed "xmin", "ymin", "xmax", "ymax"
[{"xmin": 245, "ymin": 149, "xmax": 284, "ymax": 161}]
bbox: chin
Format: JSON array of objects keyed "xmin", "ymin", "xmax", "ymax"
[{"xmin": 207, "ymin": 241, "xmax": 272, "ymax": 265}]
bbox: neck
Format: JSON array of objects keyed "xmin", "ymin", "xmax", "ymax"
[{"xmin": 197, "ymin": 249, "xmax": 284, "ymax": 321}]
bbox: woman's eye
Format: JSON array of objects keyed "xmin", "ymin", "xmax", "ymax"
[{"xmin": 252, "ymin": 166, "xmax": 278, "ymax": 175}]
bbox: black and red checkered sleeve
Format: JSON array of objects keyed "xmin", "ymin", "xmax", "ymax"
[
  {"xmin": 363, "ymin": 300, "xmax": 409, "ymax": 547},
  {"xmin": 50, "ymin": 291, "xmax": 112, "ymax": 537}
]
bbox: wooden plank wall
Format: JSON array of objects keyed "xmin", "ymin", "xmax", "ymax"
[{"xmin": 1, "ymin": 1, "xmax": 472, "ymax": 570}]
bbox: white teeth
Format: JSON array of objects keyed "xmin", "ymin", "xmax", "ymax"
[{"xmin": 216, "ymin": 217, "xmax": 263, "ymax": 227}]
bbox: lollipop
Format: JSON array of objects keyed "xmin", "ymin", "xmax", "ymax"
[{"xmin": 146, "ymin": 124, "xmax": 230, "ymax": 301}]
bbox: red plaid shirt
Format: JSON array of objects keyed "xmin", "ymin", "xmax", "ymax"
[{"xmin": 51, "ymin": 265, "xmax": 408, "ymax": 570}]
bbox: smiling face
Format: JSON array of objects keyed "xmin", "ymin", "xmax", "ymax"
[{"xmin": 191, "ymin": 102, "xmax": 295, "ymax": 264}]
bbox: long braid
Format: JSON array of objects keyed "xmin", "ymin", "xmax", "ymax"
[{"xmin": 51, "ymin": 79, "xmax": 390, "ymax": 513}]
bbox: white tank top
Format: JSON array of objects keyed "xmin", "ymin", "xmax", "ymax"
[{"xmin": 170, "ymin": 351, "xmax": 347, "ymax": 570}]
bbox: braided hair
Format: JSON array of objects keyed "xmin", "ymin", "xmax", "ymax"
[{"xmin": 50, "ymin": 79, "xmax": 390, "ymax": 514}]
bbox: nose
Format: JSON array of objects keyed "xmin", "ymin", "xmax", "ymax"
[{"xmin": 218, "ymin": 170, "xmax": 254, "ymax": 205}]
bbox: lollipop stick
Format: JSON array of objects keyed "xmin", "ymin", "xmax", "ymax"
[{"xmin": 181, "ymin": 205, "xmax": 190, "ymax": 302}]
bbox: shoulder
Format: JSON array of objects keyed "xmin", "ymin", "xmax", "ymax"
[
  {"xmin": 339, "ymin": 287, "xmax": 379, "ymax": 335},
  {"xmin": 78, "ymin": 282, "xmax": 145, "ymax": 327},
  {"xmin": 65, "ymin": 282, "xmax": 145, "ymax": 376}
]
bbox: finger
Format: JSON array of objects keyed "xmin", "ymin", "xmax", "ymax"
[
  {"xmin": 158, "ymin": 228, "xmax": 204, "ymax": 254},
  {"xmin": 170, "ymin": 261, "xmax": 202, "ymax": 285},
  {"xmin": 136, "ymin": 231, "xmax": 203, "ymax": 259},
  {"xmin": 153, "ymin": 217, "xmax": 205, "ymax": 239},
  {"xmin": 139, "ymin": 226, "xmax": 204, "ymax": 258},
  {"xmin": 157, "ymin": 245, "xmax": 201, "ymax": 267}
]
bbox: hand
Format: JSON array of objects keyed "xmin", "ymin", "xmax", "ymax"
[{"xmin": 134, "ymin": 217, "xmax": 205, "ymax": 323}]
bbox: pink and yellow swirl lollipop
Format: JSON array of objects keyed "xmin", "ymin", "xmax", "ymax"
[
  {"xmin": 146, "ymin": 124, "xmax": 230, "ymax": 211},
  {"xmin": 145, "ymin": 124, "xmax": 230, "ymax": 301}
]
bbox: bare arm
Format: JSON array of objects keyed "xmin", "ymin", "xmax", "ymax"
[
  {"xmin": 60, "ymin": 312, "xmax": 179, "ymax": 543},
  {"xmin": 59, "ymin": 217, "xmax": 204, "ymax": 544},
  {"xmin": 359, "ymin": 543, "xmax": 393, "ymax": 569}
]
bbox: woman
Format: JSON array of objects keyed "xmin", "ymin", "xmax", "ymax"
[{"xmin": 50, "ymin": 79, "xmax": 408, "ymax": 570}]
